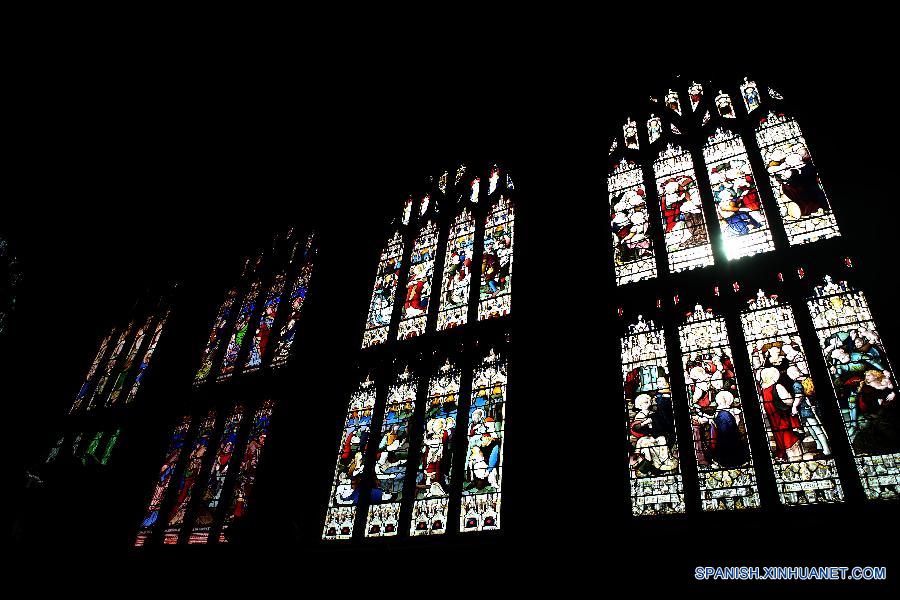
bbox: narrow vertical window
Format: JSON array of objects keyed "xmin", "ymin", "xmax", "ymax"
[
  {"xmin": 244, "ymin": 273, "xmax": 286, "ymax": 373},
  {"xmin": 702, "ymin": 128, "xmax": 775, "ymax": 260},
  {"xmin": 609, "ymin": 158, "xmax": 657, "ymax": 285},
  {"xmin": 219, "ymin": 399, "xmax": 275, "ymax": 543},
  {"xmin": 270, "ymin": 262, "xmax": 313, "ymax": 368},
  {"xmin": 125, "ymin": 310, "xmax": 169, "ymax": 404},
  {"xmin": 437, "ymin": 207, "xmax": 475, "ymax": 330},
  {"xmin": 460, "ymin": 348, "xmax": 505, "ymax": 532},
  {"xmin": 99, "ymin": 429, "xmax": 121, "ymax": 465},
  {"xmin": 397, "ymin": 220, "xmax": 438, "ymax": 340},
  {"xmin": 478, "ymin": 195, "xmax": 514, "ymax": 320},
  {"xmin": 163, "ymin": 410, "xmax": 216, "ymax": 544},
  {"xmin": 195, "ymin": 287, "xmax": 240, "ymax": 385},
  {"xmin": 679, "ymin": 306, "xmax": 760, "ymax": 510},
  {"xmin": 87, "ymin": 321, "xmax": 135, "ymax": 410},
  {"xmin": 654, "ymin": 143, "xmax": 715, "ymax": 273},
  {"xmin": 363, "ymin": 231, "xmax": 404, "ymax": 348},
  {"xmin": 622, "ymin": 316, "xmax": 685, "ymax": 515},
  {"xmin": 411, "ymin": 359, "xmax": 460, "ymax": 536},
  {"xmin": 106, "ymin": 315, "xmax": 153, "ymax": 406},
  {"xmin": 70, "ymin": 328, "xmax": 115, "ymax": 413},
  {"xmin": 740, "ymin": 290, "xmax": 844, "ymax": 505},
  {"xmin": 323, "ymin": 376, "xmax": 376, "ymax": 541},
  {"xmin": 807, "ymin": 276, "xmax": 900, "ymax": 500},
  {"xmin": 755, "ymin": 112, "xmax": 840, "ymax": 245},
  {"xmin": 365, "ymin": 367, "xmax": 417, "ymax": 537},
  {"xmin": 135, "ymin": 416, "xmax": 191, "ymax": 547},
  {"xmin": 219, "ymin": 280, "xmax": 262, "ymax": 381},
  {"xmin": 189, "ymin": 404, "xmax": 246, "ymax": 544}
]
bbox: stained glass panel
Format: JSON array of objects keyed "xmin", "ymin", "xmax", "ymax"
[
  {"xmin": 808, "ymin": 277, "xmax": 900, "ymax": 500},
  {"xmin": 623, "ymin": 316, "xmax": 685, "ymax": 515},
  {"xmin": 689, "ymin": 82, "xmax": 704, "ymax": 112},
  {"xmin": 624, "ymin": 118, "xmax": 639, "ymax": 150},
  {"xmin": 219, "ymin": 399, "xmax": 274, "ymax": 543},
  {"xmin": 244, "ymin": 274, "xmax": 287, "ymax": 373},
  {"xmin": 164, "ymin": 411, "xmax": 216, "ymax": 544},
  {"xmin": 703, "ymin": 128, "xmax": 775, "ymax": 260},
  {"xmin": 654, "ymin": 143, "xmax": 715, "ymax": 273},
  {"xmin": 270, "ymin": 263, "xmax": 313, "ymax": 367},
  {"xmin": 716, "ymin": 91, "xmax": 735, "ymax": 119},
  {"xmin": 70, "ymin": 328, "xmax": 115, "ymax": 413},
  {"xmin": 647, "ymin": 115, "xmax": 662, "ymax": 144},
  {"xmin": 365, "ymin": 367, "xmax": 417, "ymax": 538},
  {"xmin": 756, "ymin": 112, "xmax": 840, "ymax": 245},
  {"xmin": 488, "ymin": 165, "xmax": 500, "ymax": 195},
  {"xmin": 135, "ymin": 416, "xmax": 191, "ymax": 547},
  {"xmin": 105, "ymin": 315, "xmax": 153, "ymax": 407},
  {"xmin": 397, "ymin": 220, "xmax": 438, "ymax": 340},
  {"xmin": 478, "ymin": 195, "xmax": 514, "ymax": 320},
  {"xmin": 195, "ymin": 287, "xmax": 240, "ymax": 385},
  {"xmin": 741, "ymin": 78, "xmax": 761, "ymax": 113},
  {"xmin": 610, "ymin": 158, "xmax": 657, "ymax": 285},
  {"xmin": 100, "ymin": 429, "xmax": 121, "ymax": 465},
  {"xmin": 323, "ymin": 376, "xmax": 376, "ymax": 540},
  {"xmin": 219, "ymin": 280, "xmax": 262, "ymax": 380},
  {"xmin": 437, "ymin": 208, "xmax": 475, "ymax": 330},
  {"xmin": 740, "ymin": 291, "xmax": 844, "ymax": 505},
  {"xmin": 363, "ymin": 231, "xmax": 404, "ymax": 348},
  {"xmin": 411, "ymin": 360, "xmax": 460, "ymax": 536},
  {"xmin": 87, "ymin": 321, "xmax": 135, "ymax": 410},
  {"xmin": 679, "ymin": 306, "xmax": 760, "ymax": 510},
  {"xmin": 125, "ymin": 310, "xmax": 169, "ymax": 404}
]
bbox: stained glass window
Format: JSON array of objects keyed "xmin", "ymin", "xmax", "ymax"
[
  {"xmin": 87, "ymin": 321, "xmax": 135, "ymax": 410},
  {"xmin": 741, "ymin": 78, "xmax": 761, "ymax": 113},
  {"xmin": 488, "ymin": 165, "xmax": 500, "ymax": 195},
  {"xmin": 219, "ymin": 280, "xmax": 262, "ymax": 381},
  {"xmin": 219, "ymin": 399, "xmax": 274, "ymax": 543},
  {"xmin": 807, "ymin": 276, "xmax": 900, "ymax": 500},
  {"xmin": 189, "ymin": 404, "xmax": 246, "ymax": 544},
  {"xmin": 740, "ymin": 290, "xmax": 843, "ymax": 505},
  {"xmin": 478, "ymin": 195, "xmax": 514, "ymax": 320},
  {"xmin": 716, "ymin": 91, "xmax": 735, "ymax": 119},
  {"xmin": 402, "ymin": 197, "xmax": 413, "ymax": 225},
  {"xmin": 438, "ymin": 170, "xmax": 448, "ymax": 195},
  {"xmin": 323, "ymin": 375, "xmax": 377, "ymax": 541},
  {"xmin": 70, "ymin": 328, "xmax": 115, "ymax": 413},
  {"xmin": 610, "ymin": 158, "xmax": 657, "ymax": 285},
  {"xmin": 365, "ymin": 367, "xmax": 417, "ymax": 538},
  {"xmin": 689, "ymin": 82, "xmax": 704, "ymax": 112},
  {"xmin": 270, "ymin": 262, "xmax": 313, "ymax": 368},
  {"xmin": 411, "ymin": 359, "xmax": 460, "ymax": 536},
  {"xmin": 437, "ymin": 207, "xmax": 475, "ymax": 330},
  {"xmin": 135, "ymin": 415, "xmax": 191, "ymax": 547},
  {"xmin": 83, "ymin": 431, "xmax": 105, "ymax": 465},
  {"xmin": 164, "ymin": 410, "xmax": 216, "ymax": 544},
  {"xmin": 702, "ymin": 128, "xmax": 775, "ymax": 260},
  {"xmin": 647, "ymin": 115, "xmax": 662, "ymax": 144},
  {"xmin": 679, "ymin": 305, "xmax": 760, "ymax": 510},
  {"xmin": 622, "ymin": 316, "xmax": 685, "ymax": 515},
  {"xmin": 99, "ymin": 429, "xmax": 121, "ymax": 465},
  {"xmin": 461, "ymin": 348, "xmax": 505, "ymax": 532},
  {"xmin": 469, "ymin": 177, "xmax": 481, "ymax": 203},
  {"xmin": 624, "ymin": 118, "xmax": 639, "ymax": 150},
  {"xmin": 195, "ymin": 287, "xmax": 240, "ymax": 385},
  {"xmin": 105, "ymin": 315, "xmax": 153, "ymax": 407},
  {"xmin": 665, "ymin": 89, "xmax": 681, "ymax": 115},
  {"xmin": 45, "ymin": 435, "xmax": 65, "ymax": 464},
  {"xmin": 397, "ymin": 220, "xmax": 438, "ymax": 340},
  {"xmin": 755, "ymin": 112, "xmax": 840, "ymax": 245},
  {"xmin": 363, "ymin": 231, "xmax": 404, "ymax": 348},
  {"xmin": 125, "ymin": 310, "xmax": 169, "ymax": 404},
  {"xmin": 654, "ymin": 143, "xmax": 715, "ymax": 273}
]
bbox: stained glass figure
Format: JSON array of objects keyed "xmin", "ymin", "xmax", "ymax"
[
  {"xmin": 610, "ymin": 158, "xmax": 657, "ymax": 285},
  {"xmin": 189, "ymin": 404, "xmax": 246, "ymax": 544},
  {"xmin": 740, "ymin": 290, "xmax": 844, "ymax": 505},
  {"xmin": 647, "ymin": 115, "xmax": 662, "ymax": 144},
  {"xmin": 244, "ymin": 274, "xmax": 287, "ymax": 373},
  {"xmin": 100, "ymin": 429, "xmax": 121, "ymax": 465},
  {"xmin": 807, "ymin": 276, "xmax": 900, "ymax": 500},
  {"xmin": 365, "ymin": 367, "xmax": 417, "ymax": 537},
  {"xmin": 270, "ymin": 262, "xmax": 314, "ymax": 367},
  {"xmin": 219, "ymin": 399, "xmax": 274, "ymax": 543},
  {"xmin": 654, "ymin": 143, "xmax": 715, "ymax": 273},
  {"xmin": 363, "ymin": 231, "xmax": 404, "ymax": 348},
  {"xmin": 70, "ymin": 328, "xmax": 115, "ymax": 413},
  {"xmin": 195, "ymin": 287, "xmax": 240, "ymax": 385},
  {"xmin": 741, "ymin": 78, "xmax": 761, "ymax": 113},
  {"xmin": 437, "ymin": 207, "xmax": 475, "ymax": 330},
  {"xmin": 469, "ymin": 177, "xmax": 481, "ymax": 203},
  {"xmin": 323, "ymin": 376, "xmax": 377, "ymax": 541},
  {"xmin": 478, "ymin": 195, "xmax": 514, "ymax": 320},
  {"xmin": 506, "ymin": 173, "xmax": 514, "ymax": 190},
  {"xmin": 219, "ymin": 280, "xmax": 262, "ymax": 380},
  {"xmin": 610, "ymin": 139, "xmax": 618, "ymax": 155},
  {"xmin": 105, "ymin": 315, "xmax": 153, "ymax": 407},
  {"xmin": 755, "ymin": 112, "xmax": 840, "ymax": 245},
  {"xmin": 45, "ymin": 435, "xmax": 65, "ymax": 464},
  {"xmin": 622, "ymin": 316, "xmax": 685, "ymax": 515},
  {"xmin": 488, "ymin": 165, "xmax": 501, "ymax": 195},
  {"xmin": 679, "ymin": 305, "xmax": 760, "ymax": 511},
  {"xmin": 411, "ymin": 359, "xmax": 460, "ymax": 536},
  {"xmin": 438, "ymin": 170, "xmax": 448, "ymax": 196},
  {"xmin": 87, "ymin": 321, "xmax": 135, "ymax": 410},
  {"xmin": 398, "ymin": 220, "xmax": 438, "ymax": 340},
  {"xmin": 665, "ymin": 89, "xmax": 681, "ymax": 115},
  {"xmin": 125, "ymin": 310, "xmax": 169, "ymax": 404},
  {"xmin": 83, "ymin": 432, "xmax": 104, "ymax": 465},
  {"xmin": 402, "ymin": 197, "xmax": 413, "ymax": 225},
  {"xmin": 420, "ymin": 194, "xmax": 430, "ymax": 216},
  {"xmin": 460, "ymin": 348, "xmax": 505, "ymax": 532},
  {"xmin": 624, "ymin": 118, "xmax": 639, "ymax": 150},
  {"xmin": 135, "ymin": 416, "xmax": 191, "ymax": 546},
  {"xmin": 689, "ymin": 82, "xmax": 704, "ymax": 112},
  {"xmin": 716, "ymin": 91, "xmax": 736, "ymax": 119},
  {"xmin": 703, "ymin": 128, "xmax": 775, "ymax": 260},
  {"xmin": 164, "ymin": 411, "xmax": 216, "ymax": 544}
]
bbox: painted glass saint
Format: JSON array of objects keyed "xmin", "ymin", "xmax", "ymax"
[
  {"xmin": 610, "ymin": 158, "xmax": 657, "ymax": 285},
  {"xmin": 135, "ymin": 416, "xmax": 191, "ymax": 546},
  {"xmin": 363, "ymin": 231, "xmax": 404, "ymax": 348},
  {"xmin": 437, "ymin": 207, "xmax": 475, "ymax": 330},
  {"xmin": 478, "ymin": 195, "xmax": 514, "ymax": 320},
  {"xmin": 397, "ymin": 220, "xmax": 438, "ymax": 340},
  {"xmin": 195, "ymin": 287, "xmax": 240, "ymax": 385},
  {"xmin": 219, "ymin": 280, "xmax": 262, "ymax": 380},
  {"xmin": 125, "ymin": 310, "xmax": 169, "ymax": 404}
]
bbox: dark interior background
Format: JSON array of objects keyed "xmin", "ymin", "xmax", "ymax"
[{"xmin": 5, "ymin": 39, "xmax": 899, "ymax": 588}]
